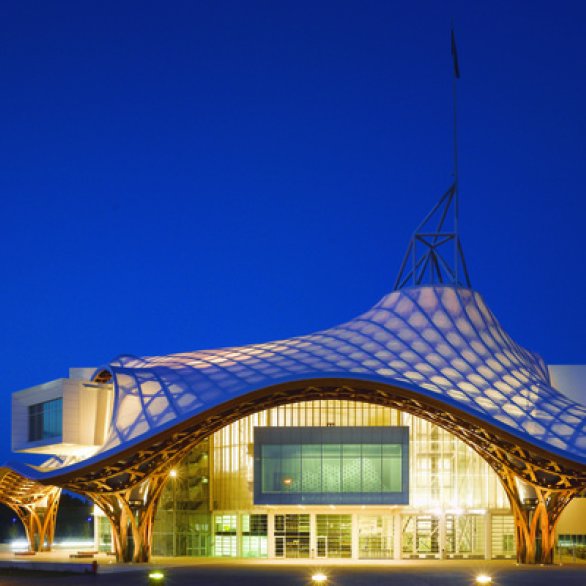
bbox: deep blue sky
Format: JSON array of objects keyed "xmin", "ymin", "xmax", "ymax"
[{"xmin": 1, "ymin": 1, "xmax": 585, "ymax": 464}]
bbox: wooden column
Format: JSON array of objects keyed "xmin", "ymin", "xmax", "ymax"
[
  {"xmin": 91, "ymin": 472, "xmax": 168, "ymax": 563},
  {"xmin": 8, "ymin": 488, "xmax": 61, "ymax": 552},
  {"xmin": 496, "ymin": 467, "xmax": 577, "ymax": 564}
]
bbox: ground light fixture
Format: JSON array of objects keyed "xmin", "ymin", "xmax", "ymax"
[
  {"xmin": 148, "ymin": 570, "xmax": 166, "ymax": 585},
  {"xmin": 311, "ymin": 573, "xmax": 328, "ymax": 584},
  {"xmin": 475, "ymin": 575, "xmax": 492, "ymax": 584}
]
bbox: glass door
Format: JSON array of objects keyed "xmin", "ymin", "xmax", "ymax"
[
  {"xmin": 274, "ymin": 514, "xmax": 310, "ymax": 558},
  {"xmin": 358, "ymin": 515, "xmax": 393, "ymax": 559}
]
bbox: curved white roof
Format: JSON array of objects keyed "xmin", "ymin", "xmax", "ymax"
[{"xmin": 88, "ymin": 284, "xmax": 584, "ymax": 466}]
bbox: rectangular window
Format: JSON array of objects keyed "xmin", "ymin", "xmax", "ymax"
[
  {"xmin": 254, "ymin": 427, "xmax": 409, "ymax": 505},
  {"xmin": 241, "ymin": 514, "xmax": 268, "ymax": 558},
  {"xmin": 28, "ymin": 398, "xmax": 63, "ymax": 442},
  {"xmin": 274, "ymin": 514, "xmax": 310, "ymax": 558},
  {"xmin": 213, "ymin": 514, "xmax": 237, "ymax": 557}
]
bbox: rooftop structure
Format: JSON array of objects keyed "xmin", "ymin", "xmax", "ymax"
[{"xmin": 0, "ymin": 184, "xmax": 584, "ymax": 564}]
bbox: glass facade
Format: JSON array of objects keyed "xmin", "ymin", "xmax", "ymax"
[
  {"xmin": 445, "ymin": 514, "xmax": 485, "ymax": 558},
  {"xmin": 402, "ymin": 514, "xmax": 440, "ymax": 557},
  {"xmin": 152, "ymin": 440, "xmax": 211, "ymax": 557},
  {"xmin": 144, "ymin": 400, "xmax": 517, "ymax": 559},
  {"xmin": 557, "ymin": 533, "xmax": 586, "ymax": 561},
  {"xmin": 28, "ymin": 398, "xmax": 62, "ymax": 442},
  {"xmin": 96, "ymin": 515, "xmax": 112, "ymax": 553},
  {"xmin": 358, "ymin": 515, "xmax": 394, "ymax": 559},
  {"xmin": 254, "ymin": 427, "xmax": 407, "ymax": 504},
  {"xmin": 316, "ymin": 514, "xmax": 352, "ymax": 558},
  {"xmin": 241, "ymin": 514, "xmax": 268, "ymax": 558},
  {"xmin": 491, "ymin": 514, "xmax": 516, "ymax": 558}
]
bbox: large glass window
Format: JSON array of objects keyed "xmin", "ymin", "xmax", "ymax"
[
  {"xmin": 211, "ymin": 400, "xmax": 508, "ymax": 512},
  {"xmin": 401, "ymin": 514, "xmax": 440, "ymax": 558},
  {"xmin": 491, "ymin": 515, "xmax": 515, "ymax": 558},
  {"xmin": 445, "ymin": 514, "xmax": 486, "ymax": 558},
  {"xmin": 316, "ymin": 514, "xmax": 352, "ymax": 558},
  {"xmin": 261, "ymin": 443, "xmax": 402, "ymax": 494},
  {"xmin": 254, "ymin": 427, "xmax": 408, "ymax": 505},
  {"xmin": 28, "ymin": 398, "xmax": 62, "ymax": 442},
  {"xmin": 358, "ymin": 515, "xmax": 394, "ymax": 559},
  {"xmin": 152, "ymin": 440, "xmax": 211, "ymax": 557}
]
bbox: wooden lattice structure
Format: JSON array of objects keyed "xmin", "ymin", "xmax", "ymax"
[
  {"xmin": 0, "ymin": 468, "xmax": 61, "ymax": 552},
  {"xmin": 6, "ymin": 380, "xmax": 582, "ymax": 563}
]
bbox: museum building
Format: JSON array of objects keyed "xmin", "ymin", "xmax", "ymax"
[{"xmin": 1, "ymin": 186, "xmax": 585, "ymax": 564}]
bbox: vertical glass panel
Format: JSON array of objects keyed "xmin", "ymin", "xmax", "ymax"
[
  {"xmin": 362, "ymin": 444, "xmax": 382, "ymax": 492},
  {"xmin": 302, "ymin": 444, "xmax": 322, "ymax": 493},
  {"xmin": 358, "ymin": 515, "xmax": 393, "ymax": 559},
  {"xmin": 342, "ymin": 444, "xmax": 361, "ymax": 492},
  {"xmin": 207, "ymin": 400, "xmax": 508, "ymax": 519},
  {"xmin": 401, "ymin": 514, "xmax": 440, "ymax": 557},
  {"xmin": 152, "ymin": 439, "xmax": 211, "ymax": 557},
  {"xmin": 491, "ymin": 515, "xmax": 515, "ymax": 558},
  {"xmin": 445, "ymin": 514, "xmax": 485, "ymax": 557},
  {"xmin": 274, "ymin": 514, "xmax": 310, "ymax": 558},
  {"xmin": 281, "ymin": 445, "xmax": 301, "ymax": 492},
  {"xmin": 261, "ymin": 445, "xmax": 281, "ymax": 493},
  {"xmin": 316, "ymin": 515, "xmax": 352, "ymax": 558},
  {"xmin": 241, "ymin": 514, "xmax": 268, "ymax": 558},
  {"xmin": 322, "ymin": 444, "xmax": 341, "ymax": 493},
  {"xmin": 382, "ymin": 444, "xmax": 402, "ymax": 491},
  {"xmin": 214, "ymin": 514, "xmax": 237, "ymax": 557}
]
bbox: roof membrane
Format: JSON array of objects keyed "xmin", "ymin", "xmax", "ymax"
[{"xmin": 90, "ymin": 285, "xmax": 584, "ymax": 466}]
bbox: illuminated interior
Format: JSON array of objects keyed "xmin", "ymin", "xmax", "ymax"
[{"xmin": 137, "ymin": 399, "xmax": 515, "ymax": 559}]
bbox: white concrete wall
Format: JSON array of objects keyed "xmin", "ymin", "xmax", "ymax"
[{"xmin": 12, "ymin": 378, "xmax": 113, "ymax": 455}]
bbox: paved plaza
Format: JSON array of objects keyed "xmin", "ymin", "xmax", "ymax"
[{"xmin": 0, "ymin": 556, "xmax": 585, "ymax": 586}]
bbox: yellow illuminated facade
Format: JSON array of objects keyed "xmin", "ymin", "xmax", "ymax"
[{"xmin": 141, "ymin": 400, "xmax": 515, "ymax": 560}]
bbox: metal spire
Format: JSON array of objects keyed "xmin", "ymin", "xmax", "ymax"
[
  {"xmin": 451, "ymin": 26, "xmax": 461, "ymax": 284},
  {"xmin": 394, "ymin": 28, "xmax": 471, "ymax": 291}
]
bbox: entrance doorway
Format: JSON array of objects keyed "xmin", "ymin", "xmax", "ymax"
[
  {"xmin": 402, "ymin": 514, "xmax": 440, "ymax": 558},
  {"xmin": 274, "ymin": 514, "xmax": 310, "ymax": 558}
]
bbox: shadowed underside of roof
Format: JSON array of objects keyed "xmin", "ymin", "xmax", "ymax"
[{"xmin": 0, "ymin": 467, "xmax": 57, "ymax": 506}]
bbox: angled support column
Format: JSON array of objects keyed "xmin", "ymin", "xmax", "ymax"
[
  {"xmin": 92, "ymin": 471, "xmax": 169, "ymax": 562},
  {"xmin": 496, "ymin": 467, "xmax": 577, "ymax": 564},
  {"xmin": 8, "ymin": 488, "xmax": 61, "ymax": 552}
]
